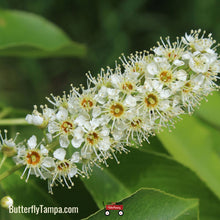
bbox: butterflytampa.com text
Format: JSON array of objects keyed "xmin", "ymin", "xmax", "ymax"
[{"xmin": 9, "ymin": 205, "xmax": 78, "ymax": 215}]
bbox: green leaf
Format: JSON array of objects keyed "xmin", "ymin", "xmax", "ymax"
[
  {"xmin": 81, "ymin": 166, "xmax": 130, "ymax": 209},
  {"xmin": 83, "ymin": 149, "xmax": 220, "ymax": 220},
  {"xmin": 157, "ymin": 115, "xmax": 220, "ymax": 199},
  {"xmin": 0, "ymin": 10, "xmax": 86, "ymax": 57},
  {"xmin": 86, "ymin": 188, "xmax": 199, "ymax": 220},
  {"xmin": 196, "ymin": 92, "xmax": 220, "ymax": 129}
]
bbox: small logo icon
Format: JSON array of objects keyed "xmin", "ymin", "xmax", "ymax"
[{"xmin": 103, "ymin": 202, "xmax": 124, "ymax": 216}]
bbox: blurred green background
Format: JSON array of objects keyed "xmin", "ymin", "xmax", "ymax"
[{"xmin": 0, "ymin": 0, "xmax": 219, "ymax": 220}]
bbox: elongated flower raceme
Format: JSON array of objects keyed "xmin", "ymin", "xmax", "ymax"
[{"xmin": 0, "ymin": 30, "xmax": 219, "ymax": 194}]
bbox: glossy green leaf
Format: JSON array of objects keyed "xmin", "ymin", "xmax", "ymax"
[
  {"xmin": 83, "ymin": 149, "xmax": 220, "ymax": 220},
  {"xmin": 196, "ymin": 92, "xmax": 220, "ymax": 129},
  {"xmin": 86, "ymin": 188, "xmax": 199, "ymax": 220},
  {"xmin": 157, "ymin": 115, "xmax": 220, "ymax": 199},
  {"xmin": 81, "ymin": 165, "xmax": 130, "ymax": 209},
  {"xmin": 0, "ymin": 10, "xmax": 86, "ymax": 57}
]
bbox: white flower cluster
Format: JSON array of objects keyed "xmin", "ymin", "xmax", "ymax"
[{"xmin": 0, "ymin": 30, "xmax": 219, "ymax": 193}]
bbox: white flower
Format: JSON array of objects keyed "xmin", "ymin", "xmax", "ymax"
[
  {"xmin": 48, "ymin": 107, "xmax": 75, "ymax": 148},
  {"xmin": 189, "ymin": 53, "xmax": 210, "ymax": 73},
  {"xmin": 25, "ymin": 106, "xmax": 55, "ymax": 128},
  {"xmin": 182, "ymin": 30, "xmax": 215, "ymax": 54},
  {"xmin": 0, "ymin": 130, "xmax": 18, "ymax": 157},
  {"xmin": 50, "ymin": 156, "xmax": 80, "ymax": 190},
  {"xmin": 17, "ymin": 136, "xmax": 49, "ymax": 182},
  {"xmin": 25, "ymin": 114, "xmax": 43, "ymax": 126}
]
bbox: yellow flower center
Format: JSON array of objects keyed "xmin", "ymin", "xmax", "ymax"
[
  {"xmin": 182, "ymin": 82, "xmax": 192, "ymax": 93},
  {"xmin": 61, "ymin": 121, "xmax": 73, "ymax": 133},
  {"xmin": 86, "ymin": 132, "xmax": 99, "ymax": 145},
  {"xmin": 145, "ymin": 94, "xmax": 158, "ymax": 108},
  {"xmin": 159, "ymin": 71, "xmax": 172, "ymax": 83},
  {"xmin": 81, "ymin": 97, "xmax": 94, "ymax": 110},
  {"xmin": 110, "ymin": 103, "xmax": 125, "ymax": 117},
  {"xmin": 122, "ymin": 82, "xmax": 134, "ymax": 91},
  {"xmin": 131, "ymin": 119, "xmax": 142, "ymax": 128},
  {"xmin": 26, "ymin": 150, "xmax": 41, "ymax": 166},
  {"xmin": 57, "ymin": 161, "xmax": 70, "ymax": 172}
]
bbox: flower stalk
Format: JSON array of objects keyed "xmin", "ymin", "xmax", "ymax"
[
  {"xmin": 0, "ymin": 164, "xmax": 24, "ymax": 182},
  {"xmin": 0, "ymin": 118, "xmax": 28, "ymax": 126}
]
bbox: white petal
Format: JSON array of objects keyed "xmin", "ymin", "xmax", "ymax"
[
  {"xmin": 83, "ymin": 121, "xmax": 92, "ymax": 130},
  {"xmin": 112, "ymin": 129, "xmax": 124, "ymax": 141},
  {"xmin": 48, "ymin": 122, "xmax": 59, "ymax": 134},
  {"xmin": 173, "ymin": 60, "xmax": 184, "ymax": 66},
  {"xmin": 181, "ymin": 37, "xmax": 188, "ymax": 45},
  {"xmin": 92, "ymin": 107, "xmax": 101, "ymax": 118},
  {"xmin": 175, "ymin": 69, "xmax": 187, "ymax": 81},
  {"xmin": 182, "ymin": 52, "xmax": 191, "ymax": 60},
  {"xmin": 159, "ymin": 100, "xmax": 170, "ymax": 111},
  {"xmin": 73, "ymin": 127, "xmax": 84, "ymax": 139},
  {"xmin": 98, "ymin": 86, "xmax": 108, "ymax": 97},
  {"xmin": 154, "ymin": 57, "xmax": 167, "ymax": 63},
  {"xmin": 147, "ymin": 62, "xmax": 158, "ymax": 75},
  {"xmin": 53, "ymin": 148, "xmax": 66, "ymax": 160},
  {"xmin": 154, "ymin": 46, "xmax": 164, "ymax": 55},
  {"xmin": 126, "ymin": 71, "xmax": 140, "ymax": 79},
  {"xmin": 124, "ymin": 95, "xmax": 136, "ymax": 107},
  {"xmin": 144, "ymin": 81, "xmax": 153, "ymax": 92},
  {"xmin": 59, "ymin": 135, "xmax": 70, "ymax": 148},
  {"xmin": 152, "ymin": 80, "xmax": 163, "ymax": 91},
  {"xmin": 110, "ymin": 74, "xmax": 121, "ymax": 86},
  {"xmin": 98, "ymin": 137, "xmax": 111, "ymax": 151},
  {"xmin": 4, "ymin": 140, "xmax": 16, "ymax": 147},
  {"xmin": 42, "ymin": 157, "xmax": 55, "ymax": 168},
  {"xmin": 100, "ymin": 127, "xmax": 110, "ymax": 136},
  {"xmin": 69, "ymin": 167, "xmax": 77, "ymax": 177},
  {"xmin": 32, "ymin": 115, "xmax": 44, "ymax": 126},
  {"xmin": 40, "ymin": 144, "xmax": 48, "ymax": 155},
  {"xmin": 193, "ymin": 74, "xmax": 205, "ymax": 85},
  {"xmin": 185, "ymin": 33, "xmax": 194, "ymax": 42},
  {"xmin": 74, "ymin": 115, "xmax": 89, "ymax": 126},
  {"xmin": 27, "ymin": 135, "xmax": 37, "ymax": 149},
  {"xmin": 71, "ymin": 152, "xmax": 80, "ymax": 163},
  {"xmin": 81, "ymin": 149, "xmax": 92, "ymax": 159},
  {"xmin": 43, "ymin": 108, "xmax": 55, "ymax": 119},
  {"xmin": 56, "ymin": 107, "xmax": 68, "ymax": 121},
  {"xmin": 25, "ymin": 114, "xmax": 33, "ymax": 124},
  {"xmin": 160, "ymin": 89, "xmax": 171, "ymax": 99},
  {"xmin": 107, "ymin": 88, "xmax": 120, "ymax": 99},
  {"xmin": 114, "ymin": 121, "xmax": 127, "ymax": 131},
  {"xmin": 71, "ymin": 138, "xmax": 84, "ymax": 148}
]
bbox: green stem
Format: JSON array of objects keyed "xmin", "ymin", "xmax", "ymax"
[
  {"xmin": 0, "ymin": 155, "xmax": 7, "ymax": 170},
  {"xmin": 0, "ymin": 164, "xmax": 24, "ymax": 182},
  {"xmin": 0, "ymin": 108, "xmax": 11, "ymax": 119},
  {"xmin": 0, "ymin": 118, "xmax": 28, "ymax": 126},
  {"xmin": 47, "ymin": 139, "xmax": 59, "ymax": 151}
]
